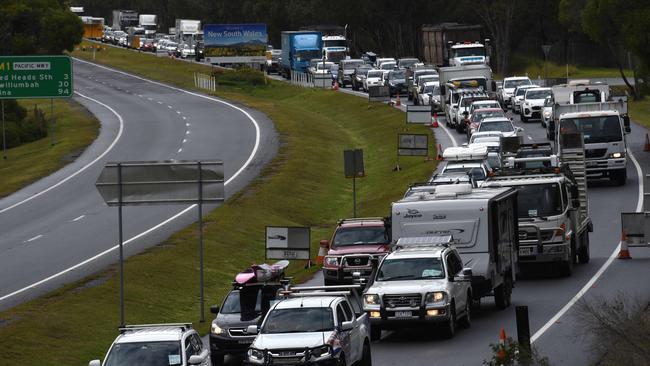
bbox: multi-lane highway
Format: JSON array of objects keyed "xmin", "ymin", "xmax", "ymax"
[{"xmin": 0, "ymin": 59, "xmax": 278, "ymax": 310}]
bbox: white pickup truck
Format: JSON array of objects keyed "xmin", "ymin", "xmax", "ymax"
[{"xmin": 245, "ymin": 285, "xmax": 372, "ymax": 366}]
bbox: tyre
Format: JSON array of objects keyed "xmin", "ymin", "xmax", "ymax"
[
  {"xmin": 521, "ymin": 114, "xmax": 528, "ymax": 123},
  {"xmin": 370, "ymin": 325, "xmax": 381, "ymax": 341},
  {"xmin": 441, "ymin": 303, "xmax": 456, "ymax": 339},
  {"xmin": 456, "ymin": 123, "xmax": 465, "ymax": 134},
  {"xmin": 560, "ymin": 244, "xmax": 574, "ymax": 277},
  {"xmin": 458, "ymin": 294, "xmax": 472, "ymax": 328},
  {"xmin": 578, "ymin": 232, "xmax": 590, "ymax": 264},
  {"xmin": 337, "ymin": 353, "xmax": 347, "ymax": 366},
  {"xmin": 494, "ymin": 276, "xmax": 512, "ymax": 310},
  {"xmin": 211, "ymin": 353, "xmax": 224, "ymax": 365},
  {"xmin": 414, "ymin": 97, "xmax": 419, "ymax": 106},
  {"xmin": 358, "ymin": 341, "xmax": 372, "ymax": 366}
]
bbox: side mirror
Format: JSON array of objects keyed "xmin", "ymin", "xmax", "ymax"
[
  {"xmin": 454, "ymin": 268, "xmax": 473, "ymax": 282},
  {"xmin": 188, "ymin": 350, "xmax": 209, "ymax": 365},
  {"xmin": 210, "ymin": 305, "xmax": 220, "ymax": 315},
  {"xmin": 517, "ymin": 127, "xmax": 524, "ymax": 132},
  {"xmin": 341, "ymin": 320, "xmax": 354, "ymax": 331},
  {"xmin": 623, "ymin": 115, "xmax": 631, "ymax": 133},
  {"xmin": 246, "ymin": 325, "xmax": 259, "ymax": 334},
  {"xmin": 319, "ymin": 239, "xmax": 330, "ymax": 249},
  {"xmin": 89, "ymin": 361, "xmax": 101, "ymax": 366}
]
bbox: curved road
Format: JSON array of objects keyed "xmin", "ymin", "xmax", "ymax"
[{"xmin": 0, "ymin": 59, "xmax": 277, "ymax": 310}]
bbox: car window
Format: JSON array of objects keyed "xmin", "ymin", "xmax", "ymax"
[
  {"xmin": 336, "ymin": 304, "xmax": 347, "ymax": 325},
  {"xmin": 341, "ymin": 300, "xmax": 354, "ymax": 320},
  {"xmin": 104, "ymin": 341, "xmax": 182, "ymax": 366},
  {"xmin": 184, "ymin": 337, "xmax": 196, "ymax": 358}
]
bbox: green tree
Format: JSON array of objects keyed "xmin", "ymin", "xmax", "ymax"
[{"xmin": 0, "ymin": 0, "xmax": 83, "ymax": 55}]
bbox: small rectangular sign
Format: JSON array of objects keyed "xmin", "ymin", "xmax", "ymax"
[
  {"xmin": 266, "ymin": 226, "xmax": 311, "ymax": 260},
  {"xmin": 344, "ymin": 149, "xmax": 365, "ymax": 178},
  {"xmin": 398, "ymin": 133, "xmax": 429, "ymax": 156},
  {"xmin": 0, "ymin": 55, "xmax": 73, "ymax": 99},
  {"xmin": 368, "ymin": 86, "xmax": 390, "ymax": 102},
  {"xmin": 204, "ymin": 23, "xmax": 267, "ymax": 63},
  {"xmin": 406, "ymin": 105, "xmax": 432, "ymax": 124}
]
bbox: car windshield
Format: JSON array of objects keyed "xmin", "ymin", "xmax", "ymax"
[
  {"xmin": 526, "ymin": 90, "xmax": 552, "ymax": 99},
  {"xmin": 324, "ymin": 39, "xmax": 347, "ymax": 47},
  {"xmin": 473, "ymin": 102, "xmax": 500, "ymax": 110},
  {"xmin": 423, "ymin": 84, "xmax": 439, "ymax": 94},
  {"xmin": 104, "ymin": 341, "xmax": 182, "ymax": 366},
  {"xmin": 262, "ymin": 308, "xmax": 334, "ymax": 334},
  {"xmin": 368, "ymin": 70, "xmax": 383, "ymax": 78},
  {"xmin": 399, "ymin": 59, "xmax": 418, "ymax": 67},
  {"xmin": 419, "ymin": 76, "xmax": 439, "ymax": 84},
  {"xmin": 316, "ymin": 63, "xmax": 334, "ymax": 71},
  {"xmin": 515, "ymin": 183, "xmax": 563, "ymax": 218},
  {"xmin": 504, "ymin": 79, "xmax": 532, "ymax": 89},
  {"xmin": 462, "ymin": 98, "xmax": 483, "ymax": 107},
  {"xmin": 344, "ymin": 61, "xmax": 364, "ymax": 70},
  {"xmin": 560, "ymin": 115, "xmax": 622, "ymax": 143},
  {"xmin": 479, "ymin": 121, "xmax": 514, "ymax": 132},
  {"xmin": 516, "ymin": 87, "xmax": 533, "ymax": 96},
  {"xmin": 380, "ymin": 62, "xmax": 396, "ymax": 70},
  {"xmin": 452, "ymin": 46, "xmax": 485, "ymax": 57},
  {"xmin": 472, "ymin": 137, "xmax": 500, "ymax": 144},
  {"xmin": 356, "ymin": 67, "xmax": 371, "ymax": 76},
  {"xmin": 377, "ymin": 257, "xmax": 444, "ymax": 281},
  {"xmin": 389, "ymin": 71, "xmax": 406, "ymax": 80},
  {"xmin": 296, "ymin": 50, "xmax": 322, "ymax": 61},
  {"xmin": 221, "ymin": 290, "xmax": 262, "ymax": 314},
  {"xmin": 444, "ymin": 166, "xmax": 486, "ymax": 180},
  {"xmin": 333, "ymin": 227, "xmax": 388, "ymax": 246}
]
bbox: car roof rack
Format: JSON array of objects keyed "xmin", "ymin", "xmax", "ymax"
[
  {"xmin": 277, "ymin": 284, "xmax": 363, "ymax": 298},
  {"xmin": 119, "ymin": 323, "xmax": 192, "ymax": 334},
  {"xmin": 337, "ymin": 217, "xmax": 387, "ymax": 225},
  {"xmin": 394, "ymin": 236, "xmax": 453, "ymax": 251}
]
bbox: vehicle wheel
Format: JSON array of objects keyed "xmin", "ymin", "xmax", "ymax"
[
  {"xmin": 541, "ymin": 119, "xmax": 546, "ymax": 128},
  {"xmin": 578, "ymin": 232, "xmax": 590, "ymax": 264},
  {"xmin": 441, "ymin": 303, "xmax": 456, "ymax": 339},
  {"xmin": 357, "ymin": 341, "xmax": 372, "ymax": 366},
  {"xmin": 211, "ymin": 353, "xmax": 224, "ymax": 365},
  {"xmin": 458, "ymin": 294, "xmax": 472, "ymax": 328},
  {"xmin": 560, "ymin": 243, "xmax": 574, "ymax": 277},
  {"xmin": 337, "ymin": 353, "xmax": 347, "ymax": 366},
  {"xmin": 456, "ymin": 123, "xmax": 464, "ymax": 134},
  {"xmin": 521, "ymin": 115, "xmax": 528, "ymax": 123},
  {"xmin": 494, "ymin": 276, "xmax": 512, "ymax": 310},
  {"xmin": 370, "ymin": 325, "xmax": 381, "ymax": 341},
  {"xmin": 414, "ymin": 98, "xmax": 419, "ymax": 106},
  {"xmin": 546, "ymin": 129, "xmax": 552, "ymax": 141}
]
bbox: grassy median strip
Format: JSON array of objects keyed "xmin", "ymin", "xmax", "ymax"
[
  {"xmin": 0, "ymin": 98, "xmax": 99, "ymax": 198},
  {"xmin": 0, "ymin": 43, "xmax": 436, "ymax": 364},
  {"xmin": 630, "ymin": 99, "xmax": 650, "ymax": 129}
]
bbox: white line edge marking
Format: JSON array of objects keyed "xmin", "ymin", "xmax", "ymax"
[
  {"xmin": 531, "ymin": 148, "xmax": 643, "ymax": 343},
  {"xmin": 72, "ymin": 215, "xmax": 86, "ymax": 222},
  {"xmin": 0, "ymin": 92, "xmax": 124, "ymax": 214},
  {"xmin": 25, "ymin": 234, "xmax": 43, "ymax": 243},
  {"xmin": 437, "ymin": 118, "xmax": 458, "ymax": 147},
  {"xmin": 0, "ymin": 58, "xmax": 262, "ymax": 303},
  {"xmin": 177, "ymin": 148, "xmax": 183, "ymax": 153}
]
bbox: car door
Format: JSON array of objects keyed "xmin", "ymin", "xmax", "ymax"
[
  {"xmin": 445, "ymin": 253, "xmax": 463, "ymax": 316},
  {"xmin": 336, "ymin": 303, "xmax": 353, "ymax": 363},
  {"xmin": 341, "ymin": 300, "xmax": 361, "ymax": 363}
]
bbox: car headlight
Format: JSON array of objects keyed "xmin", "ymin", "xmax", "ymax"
[
  {"xmin": 611, "ymin": 152, "xmax": 625, "ymax": 158},
  {"xmin": 311, "ymin": 345, "xmax": 332, "ymax": 360},
  {"xmin": 324, "ymin": 256, "xmax": 339, "ymax": 266},
  {"xmin": 425, "ymin": 291, "xmax": 446, "ymax": 305},
  {"xmin": 211, "ymin": 323, "xmax": 224, "ymax": 335},
  {"xmin": 248, "ymin": 348, "xmax": 265, "ymax": 360},
  {"xmin": 364, "ymin": 294, "xmax": 379, "ymax": 305},
  {"xmin": 544, "ymin": 110, "xmax": 552, "ymax": 118}
]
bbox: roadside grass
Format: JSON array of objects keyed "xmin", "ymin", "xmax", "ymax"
[
  {"xmin": 505, "ymin": 54, "xmax": 633, "ymax": 80},
  {"xmin": 0, "ymin": 42, "xmax": 435, "ymax": 365},
  {"xmin": 0, "ymin": 98, "xmax": 99, "ymax": 198},
  {"xmin": 629, "ymin": 99, "xmax": 650, "ymax": 129}
]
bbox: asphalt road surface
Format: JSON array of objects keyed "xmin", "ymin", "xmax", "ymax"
[
  {"xmin": 0, "ymin": 59, "xmax": 278, "ymax": 310},
  {"xmin": 297, "ymin": 85, "xmax": 650, "ymax": 366}
]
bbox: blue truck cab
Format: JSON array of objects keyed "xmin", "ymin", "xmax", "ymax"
[{"xmin": 280, "ymin": 31, "xmax": 323, "ymax": 79}]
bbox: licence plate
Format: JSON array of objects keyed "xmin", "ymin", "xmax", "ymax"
[
  {"xmin": 519, "ymin": 247, "xmax": 533, "ymax": 256},
  {"xmin": 395, "ymin": 311, "xmax": 412, "ymax": 318},
  {"xmin": 238, "ymin": 340, "xmax": 252, "ymax": 344}
]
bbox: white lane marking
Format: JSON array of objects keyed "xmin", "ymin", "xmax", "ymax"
[
  {"xmin": 186, "ymin": 130, "xmax": 190, "ymax": 134},
  {"xmin": 527, "ymin": 136, "xmax": 533, "ymax": 140},
  {"xmin": 137, "ymin": 94, "xmax": 143, "ymax": 98},
  {"xmin": 531, "ymin": 148, "xmax": 643, "ymax": 343},
  {"xmin": 177, "ymin": 148, "xmax": 183, "ymax": 153},
  {"xmin": 182, "ymin": 139, "xmax": 187, "ymax": 143},
  {"xmin": 0, "ymin": 92, "xmax": 124, "ymax": 214},
  {"xmin": 72, "ymin": 215, "xmax": 86, "ymax": 222},
  {"xmin": 176, "ymin": 111, "xmax": 181, "ymax": 114},
  {"xmin": 147, "ymin": 97, "xmax": 153, "ymax": 101},
  {"xmin": 182, "ymin": 116, "xmax": 187, "ymax": 120},
  {"xmin": 157, "ymin": 101, "xmax": 162, "ymax": 104},
  {"xmin": 0, "ymin": 59, "xmax": 263, "ymax": 304},
  {"xmin": 437, "ymin": 119, "xmax": 458, "ymax": 147},
  {"xmin": 185, "ymin": 123, "xmax": 190, "ymax": 127},
  {"xmin": 25, "ymin": 234, "xmax": 43, "ymax": 243}
]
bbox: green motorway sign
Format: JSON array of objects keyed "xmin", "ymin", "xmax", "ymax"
[{"xmin": 0, "ymin": 55, "xmax": 73, "ymax": 99}]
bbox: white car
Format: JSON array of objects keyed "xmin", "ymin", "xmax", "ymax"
[
  {"xmin": 364, "ymin": 69, "xmax": 384, "ymax": 91},
  {"xmin": 469, "ymin": 100, "xmax": 502, "ymax": 116},
  {"xmin": 375, "ymin": 57, "xmax": 396, "ymax": 68},
  {"xmin": 379, "ymin": 61, "xmax": 397, "ymax": 71},
  {"xmin": 521, "ymin": 87, "xmax": 553, "ymax": 122},
  {"xmin": 89, "ymin": 324, "xmax": 210, "ymax": 366},
  {"xmin": 417, "ymin": 81, "xmax": 440, "ymax": 107},
  {"xmin": 363, "ymin": 237, "xmax": 473, "ymax": 340},
  {"xmin": 541, "ymin": 96, "xmax": 555, "ymax": 139},
  {"xmin": 512, "ymin": 85, "xmax": 539, "ymax": 114},
  {"xmin": 179, "ymin": 43, "xmax": 195, "ymax": 59},
  {"xmin": 500, "ymin": 76, "xmax": 532, "ymax": 108},
  {"xmin": 477, "ymin": 117, "xmax": 523, "ymax": 138},
  {"xmin": 246, "ymin": 291, "xmax": 371, "ymax": 365}
]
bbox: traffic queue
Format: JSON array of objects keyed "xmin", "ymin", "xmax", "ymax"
[{"xmin": 86, "ymin": 32, "xmax": 635, "ymax": 365}]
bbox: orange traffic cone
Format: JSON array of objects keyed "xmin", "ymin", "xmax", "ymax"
[
  {"xmin": 333, "ymin": 80, "xmax": 339, "ymax": 91},
  {"xmin": 617, "ymin": 232, "xmax": 632, "ymax": 259},
  {"xmin": 436, "ymin": 143, "xmax": 444, "ymax": 161},
  {"xmin": 316, "ymin": 245, "xmax": 328, "ymax": 265},
  {"xmin": 644, "ymin": 134, "xmax": 650, "ymax": 152},
  {"xmin": 431, "ymin": 113, "xmax": 439, "ymax": 128},
  {"xmin": 497, "ymin": 327, "xmax": 507, "ymax": 361},
  {"xmin": 395, "ymin": 93, "xmax": 401, "ymax": 106}
]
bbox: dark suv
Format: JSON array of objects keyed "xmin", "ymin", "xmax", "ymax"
[
  {"xmin": 321, "ymin": 217, "xmax": 391, "ymax": 285},
  {"xmin": 209, "ymin": 282, "xmax": 283, "ymax": 364}
]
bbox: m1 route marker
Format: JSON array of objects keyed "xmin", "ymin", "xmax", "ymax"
[{"xmin": 0, "ymin": 55, "xmax": 73, "ymax": 158}]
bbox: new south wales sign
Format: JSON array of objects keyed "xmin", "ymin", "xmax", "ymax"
[{"xmin": 0, "ymin": 55, "xmax": 73, "ymax": 99}]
